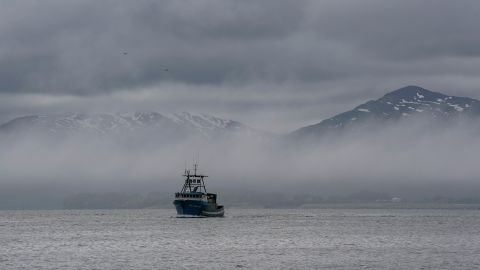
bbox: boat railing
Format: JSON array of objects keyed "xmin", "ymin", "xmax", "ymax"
[{"xmin": 175, "ymin": 192, "xmax": 204, "ymax": 199}]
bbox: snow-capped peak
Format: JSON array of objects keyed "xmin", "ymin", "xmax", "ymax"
[
  {"xmin": 0, "ymin": 111, "xmax": 256, "ymax": 140},
  {"xmin": 290, "ymin": 86, "xmax": 480, "ymax": 139}
]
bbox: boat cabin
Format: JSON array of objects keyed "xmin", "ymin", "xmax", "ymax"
[{"xmin": 174, "ymin": 192, "xmax": 217, "ymax": 203}]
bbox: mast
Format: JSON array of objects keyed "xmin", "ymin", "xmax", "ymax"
[{"xmin": 180, "ymin": 160, "xmax": 208, "ymax": 194}]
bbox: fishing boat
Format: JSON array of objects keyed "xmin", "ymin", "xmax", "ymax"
[{"xmin": 173, "ymin": 162, "xmax": 224, "ymax": 217}]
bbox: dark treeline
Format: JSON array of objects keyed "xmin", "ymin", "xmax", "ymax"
[
  {"xmin": 62, "ymin": 191, "xmax": 480, "ymax": 210},
  {"xmin": 63, "ymin": 192, "xmax": 172, "ymax": 209}
]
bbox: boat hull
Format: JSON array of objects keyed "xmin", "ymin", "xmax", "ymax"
[
  {"xmin": 173, "ymin": 199, "xmax": 224, "ymax": 217},
  {"xmin": 201, "ymin": 208, "xmax": 224, "ymax": 217}
]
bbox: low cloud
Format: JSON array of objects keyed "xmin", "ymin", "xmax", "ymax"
[{"xmin": 2, "ymin": 117, "xmax": 480, "ymax": 202}]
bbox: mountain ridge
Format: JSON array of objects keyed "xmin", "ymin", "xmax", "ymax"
[
  {"xmin": 2, "ymin": 86, "xmax": 480, "ymax": 142},
  {"xmin": 0, "ymin": 111, "xmax": 265, "ymax": 141},
  {"xmin": 290, "ymin": 85, "xmax": 480, "ymax": 139}
]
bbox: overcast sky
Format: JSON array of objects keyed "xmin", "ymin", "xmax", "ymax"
[{"xmin": 1, "ymin": 0, "xmax": 480, "ymax": 132}]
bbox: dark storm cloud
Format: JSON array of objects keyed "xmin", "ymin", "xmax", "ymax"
[
  {"xmin": 308, "ymin": 0, "xmax": 480, "ymax": 60},
  {"xmin": 0, "ymin": 0, "xmax": 307, "ymax": 93},
  {"xmin": 1, "ymin": 0, "xmax": 480, "ymax": 131}
]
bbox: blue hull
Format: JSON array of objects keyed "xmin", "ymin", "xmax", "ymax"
[
  {"xmin": 173, "ymin": 199, "xmax": 224, "ymax": 217},
  {"xmin": 174, "ymin": 200, "xmax": 205, "ymax": 216}
]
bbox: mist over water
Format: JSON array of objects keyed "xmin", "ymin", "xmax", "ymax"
[{"xmin": 1, "ymin": 115, "xmax": 480, "ymax": 209}]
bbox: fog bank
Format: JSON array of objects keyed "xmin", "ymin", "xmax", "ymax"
[{"xmin": 1, "ymin": 117, "xmax": 480, "ymax": 209}]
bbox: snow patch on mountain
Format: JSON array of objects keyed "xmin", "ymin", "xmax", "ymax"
[{"xmin": 358, "ymin": 108, "xmax": 370, "ymax": 113}]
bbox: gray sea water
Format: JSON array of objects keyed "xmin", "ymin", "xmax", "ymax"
[{"xmin": 1, "ymin": 208, "xmax": 480, "ymax": 269}]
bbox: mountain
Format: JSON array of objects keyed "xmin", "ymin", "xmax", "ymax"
[
  {"xmin": 290, "ymin": 86, "xmax": 480, "ymax": 139},
  {"xmin": 0, "ymin": 111, "xmax": 263, "ymax": 141},
  {"xmin": 2, "ymin": 86, "xmax": 479, "ymax": 143}
]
